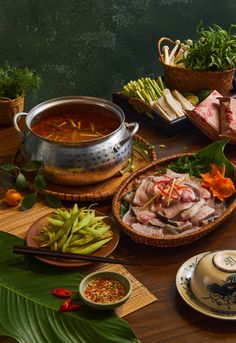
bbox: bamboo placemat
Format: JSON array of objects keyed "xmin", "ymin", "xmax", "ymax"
[
  {"xmin": 89, "ymin": 263, "xmax": 158, "ymax": 318},
  {"xmin": 0, "ymin": 201, "xmax": 157, "ymax": 319}
]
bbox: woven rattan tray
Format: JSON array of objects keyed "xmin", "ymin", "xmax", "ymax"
[
  {"xmin": 16, "ymin": 134, "xmax": 156, "ymax": 202},
  {"xmin": 112, "ymin": 153, "xmax": 236, "ymax": 247}
]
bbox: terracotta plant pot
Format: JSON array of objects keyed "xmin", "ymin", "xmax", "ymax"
[{"xmin": 0, "ymin": 96, "xmax": 24, "ymax": 126}]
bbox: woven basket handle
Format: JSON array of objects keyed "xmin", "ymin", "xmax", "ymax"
[
  {"xmin": 157, "ymin": 37, "xmax": 175, "ymax": 63},
  {"xmin": 0, "ymin": 96, "xmax": 11, "ymax": 101}
]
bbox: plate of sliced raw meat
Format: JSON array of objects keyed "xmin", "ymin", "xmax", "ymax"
[{"xmin": 112, "ymin": 153, "xmax": 236, "ymax": 247}]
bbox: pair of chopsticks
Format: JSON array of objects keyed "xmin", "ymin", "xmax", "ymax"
[{"xmin": 12, "ymin": 245, "xmax": 143, "ymax": 266}]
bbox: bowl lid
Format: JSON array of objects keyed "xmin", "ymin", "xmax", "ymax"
[{"xmin": 213, "ymin": 250, "xmax": 236, "ymax": 273}]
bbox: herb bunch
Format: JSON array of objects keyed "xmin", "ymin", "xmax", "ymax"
[
  {"xmin": 158, "ymin": 155, "xmax": 208, "ymax": 177},
  {"xmin": 0, "ymin": 63, "xmax": 41, "ymax": 99},
  {"xmin": 180, "ymin": 23, "xmax": 236, "ymax": 71}
]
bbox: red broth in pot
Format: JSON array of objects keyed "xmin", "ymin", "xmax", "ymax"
[{"xmin": 31, "ymin": 112, "xmax": 120, "ymax": 142}]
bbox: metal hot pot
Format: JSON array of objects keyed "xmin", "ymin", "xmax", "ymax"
[{"xmin": 13, "ymin": 96, "xmax": 139, "ymax": 186}]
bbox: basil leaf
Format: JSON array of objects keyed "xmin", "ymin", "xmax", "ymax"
[
  {"xmin": 0, "ymin": 163, "xmax": 19, "ymax": 172},
  {"xmin": 22, "ymin": 161, "xmax": 42, "ymax": 172},
  {"xmin": 15, "ymin": 172, "xmax": 26, "ymax": 191},
  {"xmin": 20, "ymin": 192, "xmax": 38, "ymax": 211},
  {"xmin": 34, "ymin": 174, "xmax": 47, "ymax": 191},
  {"xmin": 45, "ymin": 194, "xmax": 62, "ymax": 208}
]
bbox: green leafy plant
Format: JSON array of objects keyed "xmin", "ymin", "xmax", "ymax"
[
  {"xmin": 0, "ymin": 63, "xmax": 41, "ymax": 99},
  {"xmin": 180, "ymin": 23, "xmax": 236, "ymax": 71},
  {"xmin": 0, "ymin": 161, "xmax": 61, "ymax": 210},
  {"xmin": 0, "ymin": 231, "xmax": 139, "ymax": 343}
]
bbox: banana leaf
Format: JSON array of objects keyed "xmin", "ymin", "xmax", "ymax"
[
  {"xmin": 196, "ymin": 138, "xmax": 235, "ymax": 177},
  {"xmin": 0, "ymin": 232, "xmax": 140, "ymax": 343}
]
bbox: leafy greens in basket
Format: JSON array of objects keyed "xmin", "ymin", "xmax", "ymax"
[{"xmin": 179, "ymin": 23, "xmax": 236, "ymax": 71}]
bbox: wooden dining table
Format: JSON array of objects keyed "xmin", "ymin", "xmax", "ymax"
[{"xmin": 1, "ymin": 115, "xmax": 236, "ymax": 343}]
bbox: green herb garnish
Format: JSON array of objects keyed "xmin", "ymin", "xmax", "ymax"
[
  {"xmin": 120, "ymin": 200, "xmax": 130, "ymax": 218},
  {"xmin": 157, "ymin": 139, "xmax": 234, "ymax": 178},
  {"xmin": 157, "ymin": 155, "xmax": 208, "ymax": 177}
]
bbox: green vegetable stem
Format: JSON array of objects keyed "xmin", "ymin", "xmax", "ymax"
[
  {"xmin": 121, "ymin": 77, "xmax": 165, "ymax": 103},
  {"xmin": 34, "ymin": 204, "xmax": 113, "ymax": 255}
]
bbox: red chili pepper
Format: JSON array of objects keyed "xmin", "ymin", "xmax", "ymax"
[
  {"xmin": 59, "ymin": 298, "xmax": 73, "ymax": 312},
  {"xmin": 69, "ymin": 304, "xmax": 81, "ymax": 311},
  {"xmin": 59, "ymin": 298, "xmax": 80, "ymax": 312},
  {"xmin": 51, "ymin": 288, "xmax": 73, "ymax": 298},
  {"xmin": 157, "ymin": 181, "xmax": 172, "ymax": 197},
  {"xmin": 171, "ymin": 187, "xmax": 181, "ymax": 199},
  {"xmin": 152, "ymin": 178, "xmax": 172, "ymax": 192}
]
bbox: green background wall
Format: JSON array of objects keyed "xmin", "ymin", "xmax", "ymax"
[{"xmin": 0, "ymin": 0, "xmax": 235, "ymax": 110}]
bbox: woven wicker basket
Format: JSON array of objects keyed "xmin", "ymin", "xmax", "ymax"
[
  {"xmin": 157, "ymin": 37, "xmax": 235, "ymax": 96},
  {"xmin": 0, "ymin": 96, "xmax": 24, "ymax": 126},
  {"xmin": 112, "ymin": 153, "xmax": 236, "ymax": 247}
]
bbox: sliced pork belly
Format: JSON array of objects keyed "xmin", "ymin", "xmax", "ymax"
[
  {"xmin": 163, "ymin": 221, "xmax": 193, "ymax": 235},
  {"xmin": 190, "ymin": 205, "xmax": 215, "ymax": 226},
  {"xmin": 180, "ymin": 187, "xmax": 198, "ymax": 202},
  {"xmin": 165, "ymin": 169, "xmax": 189, "ymax": 179},
  {"xmin": 132, "ymin": 206, "xmax": 156, "ymax": 225},
  {"xmin": 160, "ymin": 201, "xmax": 193, "ymax": 218},
  {"xmin": 149, "ymin": 217, "xmax": 166, "ymax": 227},
  {"xmin": 121, "ymin": 167, "xmax": 228, "ymax": 236},
  {"xmin": 214, "ymin": 201, "xmax": 226, "ymax": 217},
  {"xmin": 185, "ymin": 179, "xmax": 211, "ymax": 200},
  {"xmin": 132, "ymin": 177, "xmax": 152, "ymax": 206},
  {"xmin": 132, "ymin": 222, "xmax": 163, "ymax": 236},
  {"xmin": 123, "ymin": 190, "xmax": 135, "ymax": 204},
  {"xmin": 122, "ymin": 208, "xmax": 137, "ymax": 226},
  {"xmin": 181, "ymin": 199, "xmax": 205, "ymax": 220}
]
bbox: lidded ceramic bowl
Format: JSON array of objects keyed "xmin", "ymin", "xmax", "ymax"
[{"xmin": 190, "ymin": 250, "xmax": 236, "ymax": 312}]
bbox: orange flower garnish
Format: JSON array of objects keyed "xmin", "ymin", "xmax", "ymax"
[{"xmin": 200, "ymin": 164, "xmax": 235, "ymax": 201}]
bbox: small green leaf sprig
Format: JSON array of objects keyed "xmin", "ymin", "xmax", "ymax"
[
  {"xmin": 0, "ymin": 161, "xmax": 62, "ymax": 210},
  {"xmin": 119, "ymin": 140, "xmax": 156, "ymax": 175}
]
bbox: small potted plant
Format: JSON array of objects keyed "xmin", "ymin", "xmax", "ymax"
[{"xmin": 0, "ymin": 63, "xmax": 41, "ymax": 126}]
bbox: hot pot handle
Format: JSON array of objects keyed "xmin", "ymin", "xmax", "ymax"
[
  {"xmin": 114, "ymin": 122, "xmax": 139, "ymax": 151},
  {"xmin": 13, "ymin": 112, "xmax": 28, "ymax": 137}
]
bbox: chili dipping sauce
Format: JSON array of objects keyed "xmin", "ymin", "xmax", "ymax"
[{"xmin": 84, "ymin": 277, "xmax": 127, "ymax": 303}]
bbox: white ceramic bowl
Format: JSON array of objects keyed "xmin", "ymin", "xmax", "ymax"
[
  {"xmin": 190, "ymin": 250, "xmax": 236, "ymax": 312},
  {"xmin": 79, "ymin": 271, "xmax": 132, "ymax": 310}
]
